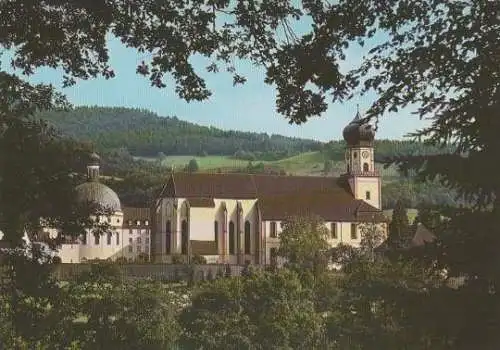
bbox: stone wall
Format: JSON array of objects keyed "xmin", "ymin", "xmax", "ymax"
[{"xmin": 51, "ymin": 263, "xmax": 256, "ymax": 282}]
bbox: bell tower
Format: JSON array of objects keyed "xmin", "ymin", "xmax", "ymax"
[{"xmin": 342, "ymin": 110, "xmax": 381, "ymax": 209}]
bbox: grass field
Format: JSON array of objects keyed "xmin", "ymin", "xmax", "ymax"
[{"xmin": 136, "ymin": 151, "xmax": 401, "ymax": 178}]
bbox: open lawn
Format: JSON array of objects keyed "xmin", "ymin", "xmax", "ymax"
[{"xmin": 137, "ymin": 151, "xmax": 402, "ymax": 178}]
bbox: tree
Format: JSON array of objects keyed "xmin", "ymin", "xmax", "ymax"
[
  {"xmin": 278, "ymin": 215, "xmax": 330, "ymax": 277},
  {"xmin": 186, "ymin": 158, "xmax": 199, "ymax": 173},
  {"xmin": 388, "ymin": 200, "xmax": 411, "ymax": 250},
  {"xmin": 179, "ymin": 269, "xmax": 324, "ymax": 349}
]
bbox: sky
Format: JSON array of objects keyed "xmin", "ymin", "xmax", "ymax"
[{"xmin": 1, "ymin": 28, "xmax": 428, "ymax": 143}]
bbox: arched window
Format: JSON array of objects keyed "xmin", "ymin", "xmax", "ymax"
[
  {"xmin": 181, "ymin": 220, "xmax": 188, "ymax": 255},
  {"xmin": 229, "ymin": 221, "xmax": 235, "ymax": 255},
  {"xmin": 270, "ymin": 221, "xmax": 277, "ymax": 238},
  {"xmin": 363, "ymin": 163, "xmax": 369, "ymax": 172},
  {"xmin": 214, "ymin": 220, "xmax": 219, "ymax": 246},
  {"xmin": 94, "ymin": 233, "xmax": 100, "ymax": 245},
  {"xmin": 244, "ymin": 221, "xmax": 251, "ymax": 254},
  {"xmin": 166, "ymin": 220, "xmax": 171, "ymax": 254}
]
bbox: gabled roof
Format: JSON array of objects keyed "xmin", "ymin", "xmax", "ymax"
[
  {"xmin": 258, "ymin": 190, "xmax": 387, "ymax": 222},
  {"xmin": 162, "ymin": 172, "xmax": 351, "ymax": 199},
  {"xmin": 159, "ymin": 172, "xmax": 384, "ymax": 222},
  {"xmin": 188, "ymin": 198, "xmax": 216, "ymax": 208}
]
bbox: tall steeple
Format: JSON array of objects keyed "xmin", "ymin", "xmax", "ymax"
[
  {"xmin": 87, "ymin": 152, "xmax": 100, "ymax": 181},
  {"xmin": 342, "ymin": 110, "xmax": 381, "ymax": 209}
]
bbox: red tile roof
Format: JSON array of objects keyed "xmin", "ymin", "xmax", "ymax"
[
  {"xmin": 123, "ymin": 207, "xmax": 151, "ymax": 227},
  {"xmin": 188, "ymin": 198, "xmax": 215, "ymax": 208},
  {"xmin": 160, "ymin": 172, "xmax": 384, "ymax": 222},
  {"xmin": 258, "ymin": 190, "xmax": 387, "ymax": 222},
  {"xmin": 162, "ymin": 172, "xmax": 351, "ymax": 199}
]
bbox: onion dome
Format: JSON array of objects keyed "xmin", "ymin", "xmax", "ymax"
[
  {"xmin": 75, "ymin": 152, "xmax": 122, "ymax": 212},
  {"xmin": 342, "ymin": 110, "xmax": 375, "ymax": 146},
  {"xmin": 89, "ymin": 152, "xmax": 100, "ymax": 165}
]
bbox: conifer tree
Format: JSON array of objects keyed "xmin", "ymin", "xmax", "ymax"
[{"xmin": 388, "ymin": 200, "xmax": 411, "ymax": 249}]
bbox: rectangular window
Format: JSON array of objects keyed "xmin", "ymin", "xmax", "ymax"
[
  {"xmin": 137, "ymin": 237, "xmax": 141, "ymax": 244},
  {"xmin": 145, "ymin": 237, "xmax": 149, "ymax": 245},
  {"xmin": 81, "ymin": 233, "xmax": 87, "ymax": 245},
  {"xmin": 351, "ymin": 223, "xmax": 357, "ymax": 239},
  {"xmin": 366, "ymin": 191, "xmax": 371, "ymax": 200},
  {"xmin": 116, "ymin": 232, "xmax": 119, "ymax": 245},
  {"xmin": 331, "ymin": 223, "xmax": 337, "ymax": 239},
  {"xmin": 94, "ymin": 234, "xmax": 100, "ymax": 245},
  {"xmin": 128, "ymin": 245, "xmax": 133, "ymax": 253},
  {"xmin": 107, "ymin": 232, "xmax": 112, "ymax": 245},
  {"xmin": 270, "ymin": 222, "xmax": 277, "ymax": 238}
]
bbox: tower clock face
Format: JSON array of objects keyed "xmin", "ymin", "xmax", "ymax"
[{"xmin": 362, "ymin": 151, "xmax": 369, "ymax": 159}]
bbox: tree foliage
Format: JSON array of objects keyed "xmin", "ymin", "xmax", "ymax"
[
  {"xmin": 388, "ymin": 200, "xmax": 411, "ymax": 249},
  {"xmin": 179, "ymin": 269, "xmax": 324, "ymax": 349},
  {"xmin": 38, "ymin": 107, "xmax": 322, "ymax": 158},
  {"xmin": 278, "ymin": 215, "xmax": 330, "ymax": 276}
]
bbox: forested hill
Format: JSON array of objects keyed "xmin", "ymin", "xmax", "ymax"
[{"xmin": 37, "ymin": 106, "xmax": 323, "ymax": 157}]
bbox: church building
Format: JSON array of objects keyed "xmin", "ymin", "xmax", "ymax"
[
  {"xmin": 151, "ymin": 113, "xmax": 388, "ymax": 265},
  {"xmin": 45, "ymin": 153, "xmax": 152, "ymax": 263}
]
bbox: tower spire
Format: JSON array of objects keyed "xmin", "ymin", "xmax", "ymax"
[{"xmin": 355, "ymin": 104, "xmax": 361, "ymax": 121}]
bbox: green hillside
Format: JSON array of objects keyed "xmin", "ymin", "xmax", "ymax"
[
  {"xmin": 37, "ymin": 106, "xmax": 322, "ymax": 158},
  {"xmin": 143, "ymin": 152, "xmax": 401, "ymax": 178}
]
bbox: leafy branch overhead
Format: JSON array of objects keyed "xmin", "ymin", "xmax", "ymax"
[{"xmin": 3, "ymin": 1, "xmax": 497, "ymax": 127}]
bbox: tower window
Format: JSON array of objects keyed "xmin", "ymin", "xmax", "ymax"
[
  {"xmin": 363, "ymin": 163, "xmax": 369, "ymax": 172},
  {"xmin": 366, "ymin": 191, "xmax": 371, "ymax": 200}
]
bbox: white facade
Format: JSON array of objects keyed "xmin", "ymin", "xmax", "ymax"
[{"xmin": 46, "ymin": 213, "xmax": 151, "ymax": 263}]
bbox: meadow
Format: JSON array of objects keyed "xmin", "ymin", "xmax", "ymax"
[{"xmin": 136, "ymin": 151, "xmax": 402, "ymax": 179}]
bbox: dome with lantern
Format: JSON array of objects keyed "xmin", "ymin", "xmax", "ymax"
[
  {"xmin": 74, "ymin": 152, "xmax": 122, "ymax": 212},
  {"xmin": 342, "ymin": 110, "xmax": 376, "ymax": 146}
]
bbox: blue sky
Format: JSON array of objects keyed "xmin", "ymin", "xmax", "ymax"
[{"xmin": 1, "ymin": 32, "xmax": 428, "ymax": 142}]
